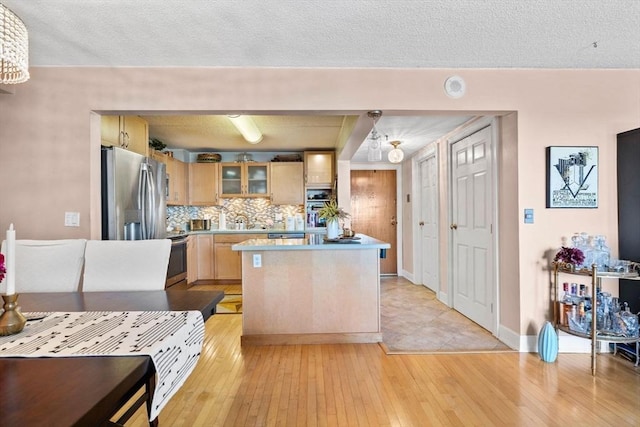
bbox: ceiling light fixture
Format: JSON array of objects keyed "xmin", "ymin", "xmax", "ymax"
[
  {"xmin": 367, "ymin": 110, "xmax": 384, "ymax": 162},
  {"xmin": 0, "ymin": 4, "xmax": 29, "ymax": 84},
  {"xmin": 227, "ymin": 115, "xmax": 263, "ymax": 144},
  {"xmin": 444, "ymin": 75, "xmax": 466, "ymax": 98},
  {"xmin": 388, "ymin": 140, "xmax": 404, "ymax": 163}
]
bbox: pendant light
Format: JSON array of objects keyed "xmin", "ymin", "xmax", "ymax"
[
  {"xmin": 367, "ymin": 110, "xmax": 384, "ymax": 162},
  {"xmin": 388, "ymin": 140, "xmax": 404, "ymax": 163},
  {"xmin": 0, "ymin": 4, "xmax": 30, "ymax": 84}
]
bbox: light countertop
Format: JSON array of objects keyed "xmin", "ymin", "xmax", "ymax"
[
  {"xmin": 174, "ymin": 228, "xmax": 325, "ymax": 236},
  {"xmin": 231, "ymin": 234, "xmax": 390, "ymax": 251}
]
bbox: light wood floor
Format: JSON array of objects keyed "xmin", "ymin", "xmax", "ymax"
[
  {"xmin": 128, "ymin": 311, "xmax": 640, "ymax": 426},
  {"xmin": 195, "ymin": 277, "xmax": 510, "ymax": 352}
]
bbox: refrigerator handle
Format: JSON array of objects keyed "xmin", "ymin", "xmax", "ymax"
[
  {"xmin": 147, "ymin": 164, "xmax": 157, "ymax": 238},
  {"xmin": 138, "ymin": 163, "xmax": 158, "ymax": 239},
  {"xmin": 139, "ymin": 163, "xmax": 157, "ymax": 240},
  {"xmin": 138, "ymin": 165, "xmax": 148, "ymax": 239}
]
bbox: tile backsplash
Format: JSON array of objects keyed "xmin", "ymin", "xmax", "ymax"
[{"xmin": 167, "ymin": 198, "xmax": 303, "ymax": 231}]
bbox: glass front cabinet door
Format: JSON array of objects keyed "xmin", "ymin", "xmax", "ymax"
[
  {"xmin": 219, "ymin": 163, "xmax": 269, "ymax": 197},
  {"xmin": 246, "ymin": 164, "xmax": 269, "ymax": 196},
  {"xmin": 220, "ymin": 164, "xmax": 243, "ymax": 197}
]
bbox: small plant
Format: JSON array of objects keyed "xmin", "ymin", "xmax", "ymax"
[
  {"xmin": 149, "ymin": 138, "xmax": 167, "ymax": 151},
  {"xmin": 554, "ymin": 246, "xmax": 585, "ymax": 266},
  {"xmin": 317, "ymin": 198, "xmax": 350, "ymax": 224}
]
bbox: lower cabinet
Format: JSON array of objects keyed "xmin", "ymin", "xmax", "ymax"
[
  {"xmin": 214, "ymin": 241, "xmax": 241, "ymax": 280},
  {"xmin": 192, "ymin": 233, "xmax": 261, "ymax": 283},
  {"xmin": 196, "ymin": 234, "xmax": 215, "ymax": 280},
  {"xmin": 186, "ymin": 235, "xmax": 198, "ymax": 284},
  {"xmin": 214, "ymin": 234, "xmax": 262, "ymax": 282}
]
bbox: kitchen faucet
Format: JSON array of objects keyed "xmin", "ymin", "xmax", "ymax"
[{"xmin": 234, "ymin": 214, "xmax": 251, "ymax": 230}]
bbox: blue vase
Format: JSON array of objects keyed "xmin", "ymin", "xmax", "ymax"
[{"xmin": 538, "ymin": 321, "xmax": 558, "ymax": 362}]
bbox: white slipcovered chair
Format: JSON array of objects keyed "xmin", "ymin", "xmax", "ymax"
[
  {"xmin": 82, "ymin": 239, "xmax": 171, "ymax": 292},
  {"xmin": 0, "ymin": 239, "xmax": 87, "ymax": 293}
]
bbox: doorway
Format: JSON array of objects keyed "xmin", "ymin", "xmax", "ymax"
[
  {"xmin": 449, "ymin": 125, "xmax": 496, "ymax": 333},
  {"xmin": 418, "ymin": 151, "xmax": 439, "ymax": 292},
  {"xmin": 350, "ymin": 170, "xmax": 397, "ymax": 274}
]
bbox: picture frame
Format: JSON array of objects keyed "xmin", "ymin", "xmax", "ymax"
[{"xmin": 546, "ymin": 146, "xmax": 598, "ymax": 208}]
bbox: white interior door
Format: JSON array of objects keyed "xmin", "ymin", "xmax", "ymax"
[
  {"xmin": 420, "ymin": 155, "xmax": 439, "ymax": 292},
  {"xmin": 450, "ymin": 126, "xmax": 495, "ymax": 332}
]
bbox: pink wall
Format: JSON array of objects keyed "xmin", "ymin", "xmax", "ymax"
[{"xmin": 1, "ymin": 67, "xmax": 639, "ymax": 338}]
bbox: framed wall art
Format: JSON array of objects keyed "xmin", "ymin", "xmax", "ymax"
[{"xmin": 546, "ymin": 146, "xmax": 598, "ymax": 208}]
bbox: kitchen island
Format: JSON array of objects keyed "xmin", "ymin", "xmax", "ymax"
[{"xmin": 232, "ymin": 234, "xmax": 390, "ymax": 345}]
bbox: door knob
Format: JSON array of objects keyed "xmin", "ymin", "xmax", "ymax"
[
  {"xmin": 450, "ymin": 223, "xmax": 458, "ymax": 230},
  {"xmin": 419, "ymin": 221, "xmax": 425, "ymax": 226},
  {"xmin": 391, "ymin": 216, "xmax": 397, "ymax": 226}
]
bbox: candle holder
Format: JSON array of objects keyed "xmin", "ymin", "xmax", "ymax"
[{"xmin": 0, "ymin": 294, "xmax": 27, "ymax": 336}]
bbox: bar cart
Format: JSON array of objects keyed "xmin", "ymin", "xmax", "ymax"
[{"xmin": 552, "ymin": 262, "xmax": 640, "ymax": 375}]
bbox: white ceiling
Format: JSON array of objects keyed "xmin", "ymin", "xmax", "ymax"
[
  {"xmin": 5, "ymin": 0, "xmax": 639, "ymax": 69},
  {"xmin": 4, "ymin": 0, "xmax": 638, "ymax": 162}
]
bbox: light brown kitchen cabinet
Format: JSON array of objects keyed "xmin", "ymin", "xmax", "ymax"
[
  {"xmin": 219, "ymin": 163, "xmax": 269, "ymax": 197},
  {"xmin": 189, "ymin": 163, "xmax": 219, "ymax": 205},
  {"xmin": 150, "ymin": 149, "xmax": 167, "ymax": 164},
  {"xmin": 101, "ymin": 115, "xmax": 149, "ymax": 156},
  {"xmin": 214, "ymin": 242, "xmax": 241, "ymax": 281},
  {"xmin": 304, "ymin": 151, "xmax": 334, "ymax": 188},
  {"xmin": 166, "ymin": 156, "xmax": 188, "ymax": 206},
  {"xmin": 214, "ymin": 234, "xmax": 261, "ymax": 281},
  {"xmin": 186, "ymin": 235, "xmax": 198, "ymax": 284},
  {"xmin": 196, "ymin": 234, "xmax": 214, "ymax": 280},
  {"xmin": 270, "ymin": 162, "xmax": 304, "ymax": 205}
]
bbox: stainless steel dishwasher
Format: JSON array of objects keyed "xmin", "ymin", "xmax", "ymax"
[{"xmin": 267, "ymin": 232, "xmax": 306, "ymax": 239}]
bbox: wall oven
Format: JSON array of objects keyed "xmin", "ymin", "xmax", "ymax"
[{"xmin": 166, "ymin": 236, "xmax": 187, "ymax": 289}]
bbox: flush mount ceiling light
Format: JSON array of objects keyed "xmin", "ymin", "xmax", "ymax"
[
  {"xmin": 366, "ymin": 110, "xmax": 384, "ymax": 162},
  {"xmin": 0, "ymin": 3, "xmax": 29, "ymax": 84},
  {"xmin": 227, "ymin": 115, "xmax": 263, "ymax": 144},
  {"xmin": 388, "ymin": 140, "xmax": 404, "ymax": 163},
  {"xmin": 444, "ymin": 75, "xmax": 466, "ymax": 98}
]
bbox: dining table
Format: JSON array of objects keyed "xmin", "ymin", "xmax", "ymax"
[{"xmin": 0, "ymin": 290, "xmax": 224, "ymax": 427}]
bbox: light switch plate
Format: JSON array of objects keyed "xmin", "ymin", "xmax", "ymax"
[
  {"xmin": 524, "ymin": 208, "xmax": 534, "ymax": 224},
  {"xmin": 64, "ymin": 211, "xmax": 80, "ymax": 227}
]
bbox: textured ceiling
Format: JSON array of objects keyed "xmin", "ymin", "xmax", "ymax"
[
  {"xmin": 4, "ymin": 0, "xmax": 638, "ymax": 161},
  {"xmin": 142, "ymin": 114, "xmax": 475, "ymax": 162},
  {"xmin": 144, "ymin": 115, "xmax": 351, "ymax": 152},
  {"xmin": 4, "ymin": 0, "xmax": 639, "ymax": 69}
]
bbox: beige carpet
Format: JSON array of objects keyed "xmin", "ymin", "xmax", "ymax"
[{"xmin": 380, "ymin": 277, "xmax": 513, "ymax": 354}]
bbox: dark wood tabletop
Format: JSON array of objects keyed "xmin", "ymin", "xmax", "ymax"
[
  {"xmin": 0, "ymin": 290, "xmax": 224, "ymax": 427},
  {"xmin": 17, "ymin": 289, "xmax": 224, "ymax": 321}
]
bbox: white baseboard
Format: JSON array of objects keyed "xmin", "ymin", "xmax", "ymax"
[
  {"xmin": 517, "ymin": 331, "xmax": 612, "ymax": 353},
  {"xmin": 497, "ymin": 324, "xmax": 521, "ymax": 350},
  {"xmin": 399, "ymin": 269, "xmax": 415, "ymax": 283}
]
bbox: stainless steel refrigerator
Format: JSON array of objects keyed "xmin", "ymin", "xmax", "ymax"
[{"xmin": 101, "ymin": 146, "xmax": 167, "ymax": 240}]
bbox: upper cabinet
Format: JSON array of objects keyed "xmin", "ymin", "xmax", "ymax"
[
  {"xmin": 219, "ymin": 163, "xmax": 269, "ymax": 198},
  {"xmin": 304, "ymin": 151, "xmax": 334, "ymax": 188},
  {"xmin": 270, "ymin": 162, "xmax": 304, "ymax": 205},
  {"xmin": 189, "ymin": 162, "xmax": 219, "ymax": 205},
  {"xmin": 166, "ymin": 156, "xmax": 188, "ymax": 206},
  {"xmin": 101, "ymin": 115, "xmax": 149, "ymax": 156},
  {"xmin": 150, "ymin": 149, "xmax": 167, "ymax": 164}
]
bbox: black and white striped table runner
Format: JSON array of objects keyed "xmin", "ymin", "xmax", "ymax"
[{"xmin": 0, "ymin": 311, "xmax": 204, "ymax": 420}]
